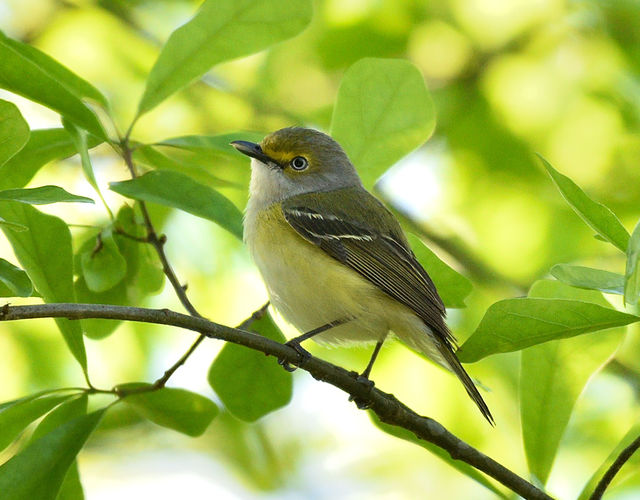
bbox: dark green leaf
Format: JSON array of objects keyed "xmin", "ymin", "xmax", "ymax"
[
  {"xmin": 0, "ymin": 30, "xmax": 106, "ymax": 139},
  {"xmin": 56, "ymin": 461, "xmax": 84, "ymax": 500},
  {"xmin": 138, "ymin": 0, "xmax": 313, "ymax": 114},
  {"xmin": 370, "ymin": 414, "xmax": 507, "ymax": 498},
  {"xmin": 521, "ymin": 282, "xmax": 622, "ymax": 485},
  {"xmin": 550, "ymin": 264, "xmax": 625, "ymax": 295},
  {"xmin": 30, "ymin": 395, "xmax": 88, "ymax": 444},
  {"xmin": 209, "ymin": 313, "xmax": 292, "ymax": 422},
  {"xmin": 110, "ymin": 170, "xmax": 243, "ymax": 239},
  {"xmin": 0, "ymin": 394, "xmax": 72, "ymax": 452},
  {"xmin": 80, "ymin": 230, "xmax": 127, "ymax": 293},
  {"xmin": 0, "ymin": 99, "xmax": 29, "ymax": 166},
  {"xmin": 408, "ymin": 233, "xmax": 472, "ymax": 308},
  {"xmin": 0, "ymin": 257, "xmax": 32, "ymax": 297},
  {"xmin": 0, "ymin": 186, "xmax": 93, "ymax": 205},
  {"xmin": 0, "ymin": 409, "xmax": 105, "ymax": 500},
  {"xmin": 624, "ymin": 219, "xmax": 640, "ymax": 309},
  {"xmin": 0, "ymin": 128, "xmax": 101, "ymax": 190},
  {"xmin": 0, "ymin": 203, "xmax": 86, "ymax": 370},
  {"xmin": 458, "ymin": 298, "xmax": 637, "ymax": 362},
  {"xmin": 331, "ymin": 58, "xmax": 435, "ymax": 189},
  {"xmin": 123, "ymin": 387, "xmax": 218, "ymax": 436},
  {"xmin": 539, "ymin": 155, "xmax": 629, "ymax": 252}
]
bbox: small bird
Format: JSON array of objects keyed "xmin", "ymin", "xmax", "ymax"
[{"xmin": 231, "ymin": 127, "xmax": 493, "ymax": 424}]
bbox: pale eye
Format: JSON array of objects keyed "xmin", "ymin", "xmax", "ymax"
[{"xmin": 290, "ymin": 156, "xmax": 308, "ymax": 171}]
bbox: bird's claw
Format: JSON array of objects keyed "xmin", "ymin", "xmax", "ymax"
[
  {"xmin": 278, "ymin": 341, "xmax": 311, "ymax": 372},
  {"xmin": 349, "ymin": 375, "xmax": 375, "ymax": 409}
]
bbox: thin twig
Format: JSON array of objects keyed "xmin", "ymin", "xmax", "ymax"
[
  {"xmin": 0, "ymin": 302, "xmax": 552, "ymax": 500},
  {"xmin": 589, "ymin": 434, "xmax": 640, "ymax": 500}
]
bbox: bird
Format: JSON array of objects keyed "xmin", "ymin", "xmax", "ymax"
[{"xmin": 231, "ymin": 127, "xmax": 493, "ymax": 424}]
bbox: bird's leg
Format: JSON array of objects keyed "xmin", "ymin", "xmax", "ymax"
[
  {"xmin": 350, "ymin": 335, "xmax": 387, "ymax": 409},
  {"xmin": 279, "ymin": 317, "xmax": 352, "ymax": 372}
]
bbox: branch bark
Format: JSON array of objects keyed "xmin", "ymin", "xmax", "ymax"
[
  {"xmin": 0, "ymin": 302, "xmax": 553, "ymax": 500},
  {"xmin": 589, "ymin": 434, "xmax": 640, "ymax": 500}
]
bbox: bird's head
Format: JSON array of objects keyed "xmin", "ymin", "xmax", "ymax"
[{"xmin": 231, "ymin": 127, "xmax": 361, "ymax": 204}]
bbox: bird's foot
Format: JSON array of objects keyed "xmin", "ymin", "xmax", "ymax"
[
  {"xmin": 278, "ymin": 341, "xmax": 311, "ymax": 372},
  {"xmin": 348, "ymin": 373, "xmax": 375, "ymax": 409}
]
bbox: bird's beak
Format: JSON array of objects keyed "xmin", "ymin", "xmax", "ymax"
[{"xmin": 230, "ymin": 140, "xmax": 281, "ymax": 170}]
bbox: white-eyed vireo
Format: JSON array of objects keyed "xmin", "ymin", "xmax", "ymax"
[{"xmin": 232, "ymin": 127, "xmax": 492, "ymax": 423}]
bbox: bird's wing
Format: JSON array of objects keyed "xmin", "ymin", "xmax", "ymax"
[{"xmin": 281, "ymin": 189, "xmax": 454, "ymax": 347}]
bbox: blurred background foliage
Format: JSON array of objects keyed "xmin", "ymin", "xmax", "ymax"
[{"xmin": 1, "ymin": 0, "xmax": 640, "ymax": 498}]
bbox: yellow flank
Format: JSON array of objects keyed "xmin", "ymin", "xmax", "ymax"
[{"xmin": 245, "ymin": 203, "xmax": 446, "ymax": 365}]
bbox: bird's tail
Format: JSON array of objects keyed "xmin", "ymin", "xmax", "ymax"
[{"xmin": 398, "ymin": 326, "xmax": 494, "ymax": 425}]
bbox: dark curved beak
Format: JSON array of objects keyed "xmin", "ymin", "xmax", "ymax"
[{"xmin": 230, "ymin": 140, "xmax": 281, "ymax": 170}]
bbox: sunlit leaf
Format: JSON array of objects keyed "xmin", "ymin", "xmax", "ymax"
[
  {"xmin": 370, "ymin": 414, "xmax": 507, "ymax": 498},
  {"xmin": 407, "ymin": 233, "xmax": 472, "ymax": 308},
  {"xmin": 0, "ymin": 30, "xmax": 106, "ymax": 139},
  {"xmin": 539, "ymin": 155, "xmax": 629, "ymax": 252},
  {"xmin": 331, "ymin": 58, "xmax": 435, "ymax": 189},
  {"xmin": 0, "ymin": 394, "xmax": 72, "ymax": 452},
  {"xmin": 0, "ymin": 409, "xmax": 105, "ymax": 500},
  {"xmin": 209, "ymin": 313, "xmax": 292, "ymax": 422},
  {"xmin": 624, "ymin": 219, "xmax": 640, "ymax": 309},
  {"xmin": 0, "ymin": 257, "xmax": 32, "ymax": 297},
  {"xmin": 550, "ymin": 264, "xmax": 625, "ymax": 295},
  {"xmin": 457, "ymin": 298, "xmax": 637, "ymax": 362},
  {"xmin": 138, "ymin": 0, "xmax": 313, "ymax": 114},
  {"xmin": 521, "ymin": 281, "xmax": 622, "ymax": 485},
  {"xmin": 0, "ymin": 128, "xmax": 101, "ymax": 190},
  {"xmin": 123, "ymin": 386, "xmax": 218, "ymax": 436},
  {"xmin": 0, "ymin": 216, "xmax": 27, "ymax": 232},
  {"xmin": 110, "ymin": 170, "xmax": 243, "ymax": 239},
  {"xmin": 80, "ymin": 229, "xmax": 127, "ymax": 293},
  {"xmin": 0, "ymin": 203, "xmax": 87, "ymax": 370},
  {"xmin": 0, "ymin": 99, "xmax": 29, "ymax": 166},
  {"xmin": 0, "ymin": 186, "xmax": 93, "ymax": 205}
]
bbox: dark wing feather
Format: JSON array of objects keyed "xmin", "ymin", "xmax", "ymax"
[{"xmin": 281, "ymin": 204, "xmax": 455, "ymax": 347}]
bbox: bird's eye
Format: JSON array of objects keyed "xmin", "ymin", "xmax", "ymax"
[{"xmin": 290, "ymin": 156, "xmax": 308, "ymax": 171}]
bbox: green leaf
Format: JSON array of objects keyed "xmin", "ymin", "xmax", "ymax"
[
  {"xmin": 123, "ymin": 387, "xmax": 218, "ymax": 436},
  {"xmin": 0, "ymin": 394, "xmax": 72, "ymax": 452},
  {"xmin": 134, "ymin": 145, "xmax": 241, "ymax": 189},
  {"xmin": 208, "ymin": 313, "xmax": 292, "ymax": 422},
  {"xmin": 578, "ymin": 419, "xmax": 640, "ymax": 500},
  {"xmin": 520, "ymin": 282, "xmax": 622, "ymax": 485},
  {"xmin": 457, "ymin": 298, "xmax": 637, "ymax": 362},
  {"xmin": 407, "ymin": 233, "xmax": 472, "ymax": 308},
  {"xmin": 624, "ymin": 219, "xmax": 640, "ymax": 309},
  {"xmin": 550, "ymin": 264, "xmax": 625, "ymax": 295},
  {"xmin": 138, "ymin": 0, "xmax": 312, "ymax": 115},
  {"xmin": 0, "ymin": 203, "xmax": 86, "ymax": 371},
  {"xmin": 370, "ymin": 414, "xmax": 507, "ymax": 498},
  {"xmin": 330, "ymin": 58, "xmax": 435, "ymax": 189},
  {"xmin": 56, "ymin": 462, "xmax": 84, "ymax": 500},
  {"xmin": 0, "ymin": 30, "xmax": 106, "ymax": 139},
  {"xmin": 0, "ymin": 128, "xmax": 101, "ymax": 190},
  {"xmin": 80, "ymin": 229, "xmax": 127, "ymax": 293},
  {"xmin": 0, "ymin": 257, "xmax": 32, "ymax": 297},
  {"xmin": 0, "ymin": 216, "xmax": 27, "ymax": 232},
  {"xmin": 539, "ymin": 155, "xmax": 629, "ymax": 252},
  {"xmin": 0, "ymin": 186, "xmax": 93, "ymax": 205},
  {"xmin": 0, "ymin": 99, "xmax": 29, "ymax": 166},
  {"xmin": 110, "ymin": 170, "xmax": 243, "ymax": 239},
  {"xmin": 156, "ymin": 132, "xmax": 265, "ymax": 155},
  {"xmin": 0, "ymin": 409, "xmax": 105, "ymax": 500}
]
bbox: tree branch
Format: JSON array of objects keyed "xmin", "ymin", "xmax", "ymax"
[
  {"xmin": 589, "ymin": 434, "xmax": 640, "ymax": 500},
  {"xmin": 0, "ymin": 302, "xmax": 552, "ymax": 500}
]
